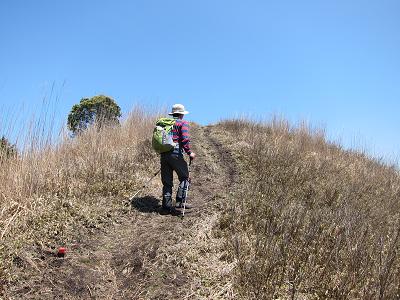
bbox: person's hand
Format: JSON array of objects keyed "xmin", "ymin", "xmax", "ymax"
[{"xmin": 189, "ymin": 152, "xmax": 196, "ymax": 161}]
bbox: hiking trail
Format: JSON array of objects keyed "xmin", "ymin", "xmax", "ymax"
[{"xmin": 10, "ymin": 125, "xmax": 237, "ymax": 300}]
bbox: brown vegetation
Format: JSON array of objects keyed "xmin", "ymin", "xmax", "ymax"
[
  {"xmin": 2, "ymin": 111, "xmax": 399, "ymax": 299},
  {"xmin": 1, "ymin": 113, "xmax": 235, "ymax": 299},
  {"xmin": 219, "ymin": 118, "xmax": 400, "ymax": 299},
  {"xmin": 0, "ymin": 108, "xmax": 158, "ymax": 289}
]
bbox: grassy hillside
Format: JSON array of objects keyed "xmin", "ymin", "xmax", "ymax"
[
  {"xmin": 217, "ymin": 119, "xmax": 400, "ymax": 299},
  {"xmin": 0, "ymin": 108, "xmax": 158, "ymax": 288},
  {"xmin": 1, "ymin": 113, "xmax": 399, "ymax": 299}
]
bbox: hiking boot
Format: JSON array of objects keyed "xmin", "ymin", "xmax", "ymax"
[
  {"xmin": 162, "ymin": 193, "xmax": 172, "ymax": 209},
  {"xmin": 162, "ymin": 204, "xmax": 171, "ymax": 210}
]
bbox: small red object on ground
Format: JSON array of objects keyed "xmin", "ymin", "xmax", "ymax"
[{"xmin": 57, "ymin": 247, "xmax": 66, "ymax": 257}]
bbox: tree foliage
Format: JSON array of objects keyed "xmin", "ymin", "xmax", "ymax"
[
  {"xmin": 67, "ymin": 95, "xmax": 122, "ymax": 134},
  {"xmin": 0, "ymin": 136, "xmax": 17, "ymax": 160}
]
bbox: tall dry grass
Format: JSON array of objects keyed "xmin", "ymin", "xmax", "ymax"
[
  {"xmin": 219, "ymin": 118, "xmax": 400, "ymax": 299},
  {"xmin": 0, "ymin": 107, "xmax": 158, "ymax": 284}
]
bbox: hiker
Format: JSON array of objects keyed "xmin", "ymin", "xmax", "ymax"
[{"xmin": 160, "ymin": 104, "xmax": 196, "ymax": 211}]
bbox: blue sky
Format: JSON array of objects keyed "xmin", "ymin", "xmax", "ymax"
[{"xmin": 0, "ymin": 0, "xmax": 399, "ymax": 163}]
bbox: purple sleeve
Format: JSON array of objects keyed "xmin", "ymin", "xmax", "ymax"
[{"xmin": 180, "ymin": 121, "xmax": 191, "ymax": 155}]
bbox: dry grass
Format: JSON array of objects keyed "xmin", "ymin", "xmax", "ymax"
[
  {"xmin": 0, "ymin": 107, "xmax": 159, "ymax": 286},
  {"xmin": 218, "ymin": 118, "xmax": 400, "ymax": 299},
  {"xmin": 2, "ymin": 110, "xmax": 399, "ymax": 300}
]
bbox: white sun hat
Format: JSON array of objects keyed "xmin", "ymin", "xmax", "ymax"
[{"xmin": 168, "ymin": 104, "xmax": 189, "ymax": 115}]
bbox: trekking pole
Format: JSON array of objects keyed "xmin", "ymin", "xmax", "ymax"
[
  {"xmin": 129, "ymin": 169, "xmax": 161, "ymax": 201},
  {"xmin": 181, "ymin": 158, "xmax": 192, "ymax": 217}
]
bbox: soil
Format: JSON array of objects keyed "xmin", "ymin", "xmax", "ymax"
[{"xmin": 5, "ymin": 125, "xmax": 238, "ymax": 300}]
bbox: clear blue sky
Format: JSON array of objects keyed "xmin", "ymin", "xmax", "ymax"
[{"xmin": 0, "ymin": 0, "xmax": 399, "ymax": 163}]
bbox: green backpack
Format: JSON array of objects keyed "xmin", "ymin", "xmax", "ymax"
[{"xmin": 152, "ymin": 118, "xmax": 177, "ymax": 153}]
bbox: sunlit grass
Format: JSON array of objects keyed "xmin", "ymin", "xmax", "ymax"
[
  {"xmin": 218, "ymin": 117, "xmax": 400, "ymax": 299},
  {"xmin": 0, "ymin": 105, "xmax": 159, "ymax": 285}
]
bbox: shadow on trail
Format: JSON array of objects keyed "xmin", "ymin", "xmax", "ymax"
[
  {"xmin": 131, "ymin": 195, "xmax": 160, "ymax": 213},
  {"xmin": 131, "ymin": 195, "xmax": 189, "ymax": 216}
]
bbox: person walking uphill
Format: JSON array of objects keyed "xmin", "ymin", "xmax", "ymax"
[{"xmin": 152, "ymin": 104, "xmax": 196, "ymax": 212}]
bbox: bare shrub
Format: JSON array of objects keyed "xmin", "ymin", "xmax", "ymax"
[{"xmin": 219, "ymin": 118, "xmax": 400, "ymax": 299}]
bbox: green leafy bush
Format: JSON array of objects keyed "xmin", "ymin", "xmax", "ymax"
[{"xmin": 67, "ymin": 95, "xmax": 122, "ymax": 134}]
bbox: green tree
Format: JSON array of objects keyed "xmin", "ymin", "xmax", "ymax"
[
  {"xmin": 0, "ymin": 136, "xmax": 16, "ymax": 160},
  {"xmin": 67, "ymin": 95, "xmax": 122, "ymax": 134}
]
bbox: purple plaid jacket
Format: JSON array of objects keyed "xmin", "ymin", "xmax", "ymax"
[{"xmin": 171, "ymin": 118, "xmax": 191, "ymax": 156}]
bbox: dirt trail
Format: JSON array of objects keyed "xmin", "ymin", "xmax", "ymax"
[{"xmin": 9, "ymin": 125, "xmax": 237, "ymax": 300}]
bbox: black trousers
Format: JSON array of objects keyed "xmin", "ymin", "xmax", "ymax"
[{"xmin": 160, "ymin": 152, "xmax": 189, "ymax": 203}]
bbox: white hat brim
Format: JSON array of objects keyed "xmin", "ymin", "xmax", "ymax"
[{"xmin": 168, "ymin": 110, "xmax": 189, "ymax": 115}]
